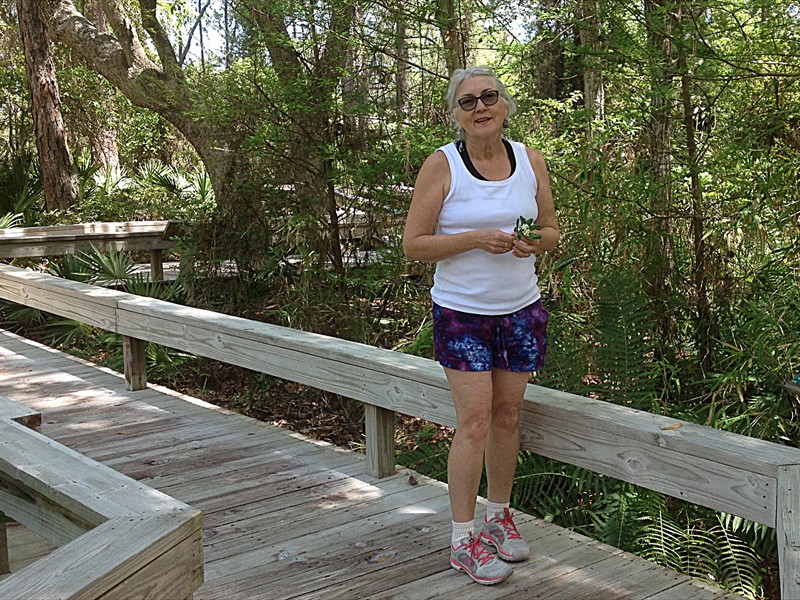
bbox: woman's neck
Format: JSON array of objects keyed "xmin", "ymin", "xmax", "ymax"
[{"xmin": 463, "ymin": 135, "xmax": 505, "ymax": 162}]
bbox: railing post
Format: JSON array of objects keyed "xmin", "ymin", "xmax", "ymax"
[
  {"xmin": 150, "ymin": 249, "xmax": 164, "ymax": 282},
  {"xmin": 778, "ymin": 464, "xmax": 800, "ymax": 600},
  {"xmin": 123, "ymin": 335, "xmax": 147, "ymax": 391},
  {"xmin": 0, "ymin": 512, "xmax": 9, "ymax": 575},
  {"xmin": 365, "ymin": 404, "xmax": 396, "ymax": 478}
]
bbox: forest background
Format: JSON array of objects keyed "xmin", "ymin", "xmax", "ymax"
[{"xmin": 1, "ymin": 0, "xmax": 799, "ymax": 598}]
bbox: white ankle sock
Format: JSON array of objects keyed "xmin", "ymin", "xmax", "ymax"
[
  {"xmin": 485, "ymin": 501, "xmax": 510, "ymax": 522},
  {"xmin": 451, "ymin": 520, "xmax": 474, "ymax": 546}
]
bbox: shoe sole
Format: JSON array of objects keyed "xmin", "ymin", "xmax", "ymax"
[{"xmin": 450, "ymin": 559, "xmax": 513, "ymax": 585}]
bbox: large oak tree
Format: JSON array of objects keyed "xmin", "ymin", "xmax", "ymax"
[
  {"xmin": 18, "ymin": 0, "xmax": 80, "ymax": 211},
  {"xmin": 35, "ymin": 0, "xmax": 236, "ymax": 206}
]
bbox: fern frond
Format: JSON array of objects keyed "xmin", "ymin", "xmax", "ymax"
[{"xmin": 590, "ymin": 271, "xmax": 658, "ymax": 408}]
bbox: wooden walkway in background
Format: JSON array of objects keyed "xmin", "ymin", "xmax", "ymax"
[{"xmin": 0, "ymin": 329, "xmax": 741, "ymax": 599}]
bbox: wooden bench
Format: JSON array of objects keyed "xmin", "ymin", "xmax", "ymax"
[
  {"xmin": 0, "ymin": 221, "xmax": 181, "ymax": 281},
  {"xmin": 1, "ymin": 262, "xmax": 800, "ymax": 598},
  {"xmin": 0, "ymin": 394, "xmax": 203, "ymax": 599}
]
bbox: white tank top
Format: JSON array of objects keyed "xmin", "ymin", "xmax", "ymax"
[{"xmin": 431, "ymin": 140, "xmax": 540, "ymax": 315}]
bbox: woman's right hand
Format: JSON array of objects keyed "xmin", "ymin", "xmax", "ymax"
[{"xmin": 473, "ymin": 229, "xmax": 517, "ymax": 255}]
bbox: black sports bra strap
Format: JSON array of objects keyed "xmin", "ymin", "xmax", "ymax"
[{"xmin": 455, "ymin": 139, "xmax": 516, "ymax": 181}]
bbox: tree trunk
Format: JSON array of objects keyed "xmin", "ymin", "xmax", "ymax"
[
  {"xmin": 86, "ymin": 0, "xmax": 120, "ymax": 170},
  {"xmin": 576, "ymin": 0, "xmax": 604, "ymax": 120},
  {"xmin": 436, "ymin": 0, "xmax": 470, "ymax": 73},
  {"xmin": 242, "ymin": 0, "xmax": 357, "ymax": 276},
  {"xmin": 533, "ymin": 1, "xmax": 565, "ymax": 100},
  {"xmin": 17, "ymin": 0, "xmax": 80, "ymax": 211},
  {"xmin": 643, "ymin": 0, "xmax": 676, "ymax": 355},
  {"xmin": 35, "ymin": 0, "xmax": 235, "ymax": 209},
  {"xmin": 676, "ymin": 2, "xmax": 715, "ymax": 375},
  {"xmin": 394, "ymin": 6, "xmax": 410, "ymax": 120}
]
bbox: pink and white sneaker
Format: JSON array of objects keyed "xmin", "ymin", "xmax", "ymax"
[
  {"xmin": 450, "ymin": 533, "xmax": 513, "ymax": 585},
  {"xmin": 482, "ymin": 508, "xmax": 530, "ymax": 562}
]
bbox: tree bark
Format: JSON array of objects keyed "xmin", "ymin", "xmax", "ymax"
[
  {"xmin": 243, "ymin": 0, "xmax": 357, "ymax": 276},
  {"xmin": 643, "ymin": 0, "xmax": 677, "ymax": 355},
  {"xmin": 86, "ymin": 0, "xmax": 120, "ymax": 170},
  {"xmin": 35, "ymin": 0, "xmax": 235, "ymax": 206},
  {"xmin": 436, "ymin": 0, "xmax": 470, "ymax": 74},
  {"xmin": 533, "ymin": 1, "xmax": 566, "ymax": 100},
  {"xmin": 17, "ymin": 0, "xmax": 80, "ymax": 211},
  {"xmin": 394, "ymin": 6, "xmax": 410, "ymax": 120},
  {"xmin": 676, "ymin": 2, "xmax": 715, "ymax": 374},
  {"xmin": 576, "ymin": 0, "xmax": 604, "ymax": 119}
]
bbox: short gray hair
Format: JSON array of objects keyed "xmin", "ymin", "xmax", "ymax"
[{"xmin": 445, "ymin": 66, "xmax": 517, "ymax": 136}]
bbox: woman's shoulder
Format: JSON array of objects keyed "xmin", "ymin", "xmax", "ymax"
[
  {"xmin": 421, "ymin": 146, "xmax": 453, "ymax": 174},
  {"xmin": 517, "ymin": 143, "xmax": 547, "ymax": 169},
  {"xmin": 504, "ymin": 139, "xmax": 547, "ymax": 171}
]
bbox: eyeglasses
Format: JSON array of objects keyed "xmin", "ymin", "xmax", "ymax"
[{"xmin": 457, "ymin": 90, "xmax": 500, "ymax": 111}]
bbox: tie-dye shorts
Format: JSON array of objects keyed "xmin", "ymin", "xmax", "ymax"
[{"xmin": 432, "ymin": 300, "xmax": 548, "ymax": 372}]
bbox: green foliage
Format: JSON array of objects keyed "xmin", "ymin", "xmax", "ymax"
[
  {"xmin": 590, "ymin": 271, "xmax": 659, "ymax": 407},
  {"xmin": 0, "ymin": 151, "xmax": 44, "ymax": 222},
  {"xmin": 73, "ymin": 160, "xmax": 215, "ymax": 223},
  {"xmin": 0, "ymin": 212, "xmax": 22, "ymax": 228},
  {"xmin": 77, "ymin": 245, "xmax": 136, "ymax": 287},
  {"xmin": 636, "ymin": 511, "xmax": 764, "ymax": 598}
]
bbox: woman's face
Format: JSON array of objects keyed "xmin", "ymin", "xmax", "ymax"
[{"xmin": 454, "ymin": 75, "xmax": 508, "ymax": 142}]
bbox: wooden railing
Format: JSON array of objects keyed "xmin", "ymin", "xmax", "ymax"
[
  {"xmin": 0, "ymin": 394, "xmax": 203, "ymax": 599},
  {"xmin": 0, "ymin": 221, "xmax": 180, "ymax": 281},
  {"xmin": 1, "ymin": 262, "xmax": 800, "ymax": 598}
]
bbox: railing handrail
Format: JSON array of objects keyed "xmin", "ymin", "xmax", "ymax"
[
  {"xmin": 0, "ymin": 221, "xmax": 181, "ymax": 283},
  {"xmin": 1, "ymin": 261, "xmax": 799, "ymax": 598},
  {"xmin": 0, "ymin": 394, "xmax": 203, "ymax": 599}
]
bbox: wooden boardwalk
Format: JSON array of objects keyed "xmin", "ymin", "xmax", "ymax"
[{"xmin": 0, "ymin": 329, "xmax": 741, "ymax": 599}]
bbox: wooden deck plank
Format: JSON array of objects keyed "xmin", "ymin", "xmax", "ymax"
[
  {"xmin": 0, "ymin": 329, "xmax": 739, "ymax": 599},
  {"xmin": 285, "ymin": 518, "xmax": 558, "ymax": 600},
  {"xmin": 201, "ymin": 479, "xmax": 451, "ymax": 572},
  {"xmin": 0, "ymin": 523, "xmax": 55, "ymax": 580}
]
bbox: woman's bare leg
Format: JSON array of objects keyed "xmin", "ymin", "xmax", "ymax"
[
  {"xmin": 444, "ymin": 368, "xmax": 493, "ymax": 522},
  {"xmin": 484, "ymin": 369, "xmax": 529, "ymax": 504}
]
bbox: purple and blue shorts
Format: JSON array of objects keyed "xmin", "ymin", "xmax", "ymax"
[{"xmin": 432, "ymin": 300, "xmax": 548, "ymax": 373}]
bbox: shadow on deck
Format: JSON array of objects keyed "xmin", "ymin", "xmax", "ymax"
[{"xmin": 0, "ymin": 330, "xmax": 740, "ymax": 599}]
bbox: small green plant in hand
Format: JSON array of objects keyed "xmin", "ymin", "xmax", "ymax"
[{"xmin": 515, "ymin": 216, "xmax": 542, "ymax": 240}]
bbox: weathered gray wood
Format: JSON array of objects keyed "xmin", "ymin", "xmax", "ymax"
[
  {"xmin": 1, "ymin": 265, "xmax": 798, "ymax": 597},
  {"xmin": 96, "ymin": 522, "xmax": 203, "ymax": 600},
  {"xmin": 0, "ymin": 263, "xmax": 130, "ymax": 330},
  {"xmin": 123, "ymin": 335, "xmax": 148, "ymax": 390},
  {"xmin": 0, "ymin": 332, "xmax": 739, "ymax": 599},
  {"xmin": 778, "ymin": 464, "xmax": 800, "ymax": 600},
  {"xmin": 116, "ymin": 296, "xmax": 458, "ymax": 426},
  {"xmin": 365, "ymin": 404, "xmax": 396, "ymax": 478},
  {"xmin": 0, "ymin": 220, "xmax": 178, "ymax": 258},
  {"xmin": 0, "ymin": 517, "xmax": 8, "ymax": 575},
  {"xmin": 3, "ymin": 263, "xmax": 800, "ymax": 528},
  {"xmin": 150, "ymin": 248, "xmax": 165, "ymax": 282},
  {"xmin": 0, "ymin": 393, "xmax": 203, "ymax": 599},
  {"xmin": 520, "ymin": 407, "xmax": 777, "ymax": 525},
  {"xmin": 0, "ymin": 513, "xmax": 201, "ymax": 599},
  {"xmin": 112, "ymin": 293, "xmax": 800, "ymax": 528},
  {"xmin": 1, "ymin": 522, "xmax": 55, "ymax": 577},
  {"xmin": 0, "ymin": 395, "xmax": 40, "ymax": 432}
]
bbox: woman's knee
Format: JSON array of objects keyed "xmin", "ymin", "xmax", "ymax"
[
  {"xmin": 491, "ymin": 402, "xmax": 521, "ymax": 431},
  {"xmin": 454, "ymin": 415, "xmax": 491, "ymax": 444}
]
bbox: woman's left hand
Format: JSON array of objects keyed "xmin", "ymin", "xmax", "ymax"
[{"xmin": 511, "ymin": 237, "xmax": 538, "ymax": 258}]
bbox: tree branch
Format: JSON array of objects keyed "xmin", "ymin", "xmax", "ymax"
[
  {"xmin": 97, "ymin": 0, "xmax": 150, "ymax": 69},
  {"xmin": 138, "ymin": 0, "xmax": 181, "ymax": 78},
  {"xmin": 179, "ymin": 0, "xmax": 213, "ymax": 66}
]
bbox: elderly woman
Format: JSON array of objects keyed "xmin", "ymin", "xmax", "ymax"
[{"xmin": 403, "ymin": 66, "xmax": 559, "ymax": 585}]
